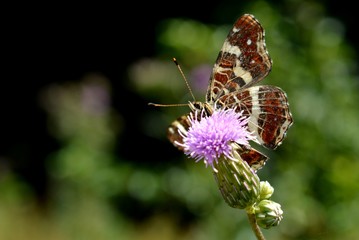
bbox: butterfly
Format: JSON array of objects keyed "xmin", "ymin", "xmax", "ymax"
[{"xmin": 167, "ymin": 14, "xmax": 293, "ymax": 171}]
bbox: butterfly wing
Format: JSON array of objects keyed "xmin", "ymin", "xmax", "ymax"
[
  {"xmin": 231, "ymin": 143, "xmax": 268, "ymax": 171},
  {"xmin": 167, "ymin": 114, "xmax": 191, "ymax": 151},
  {"xmin": 216, "ymin": 85, "xmax": 293, "ymax": 149},
  {"xmin": 206, "ymin": 14, "xmax": 272, "ymax": 104}
]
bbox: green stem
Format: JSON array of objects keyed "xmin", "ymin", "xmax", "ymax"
[{"xmin": 247, "ymin": 212, "xmax": 265, "ymax": 240}]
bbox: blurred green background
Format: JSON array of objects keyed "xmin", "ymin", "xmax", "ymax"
[{"xmin": 1, "ymin": 0, "xmax": 359, "ymax": 239}]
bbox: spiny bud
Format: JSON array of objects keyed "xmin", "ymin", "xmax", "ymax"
[
  {"xmin": 213, "ymin": 153, "xmax": 260, "ymax": 209},
  {"xmin": 254, "ymin": 200, "xmax": 283, "ymax": 229}
]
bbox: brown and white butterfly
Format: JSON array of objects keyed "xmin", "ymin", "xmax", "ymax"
[{"xmin": 167, "ymin": 14, "xmax": 293, "ymax": 171}]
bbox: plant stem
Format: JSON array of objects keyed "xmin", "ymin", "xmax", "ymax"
[{"xmin": 247, "ymin": 212, "xmax": 265, "ymax": 240}]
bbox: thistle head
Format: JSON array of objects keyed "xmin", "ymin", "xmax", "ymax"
[{"xmin": 177, "ymin": 108, "xmax": 255, "ymax": 170}]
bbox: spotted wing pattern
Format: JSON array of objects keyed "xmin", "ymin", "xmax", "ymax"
[{"xmin": 206, "ymin": 14, "xmax": 272, "ymax": 104}]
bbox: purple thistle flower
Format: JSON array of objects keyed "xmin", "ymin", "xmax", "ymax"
[{"xmin": 177, "ymin": 108, "xmax": 255, "ymax": 169}]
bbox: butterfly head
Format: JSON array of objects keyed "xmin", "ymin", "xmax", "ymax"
[{"xmin": 188, "ymin": 101, "xmax": 213, "ymax": 117}]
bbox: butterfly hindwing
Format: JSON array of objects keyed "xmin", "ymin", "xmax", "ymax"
[
  {"xmin": 231, "ymin": 143, "xmax": 268, "ymax": 171},
  {"xmin": 215, "ymin": 85, "xmax": 293, "ymax": 149}
]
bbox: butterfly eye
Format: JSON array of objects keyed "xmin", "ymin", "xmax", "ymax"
[
  {"xmin": 193, "ymin": 102, "xmax": 202, "ymax": 110},
  {"xmin": 188, "ymin": 102, "xmax": 203, "ymax": 112},
  {"xmin": 214, "ymin": 102, "xmax": 224, "ymax": 109}
]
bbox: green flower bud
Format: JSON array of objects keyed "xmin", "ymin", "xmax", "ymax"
[
  {"xmin": 254, "ymin": 200, "xmax": 283, "ymax": 229},
  {"xmin": 259, "ymin": 181, "xmax": 274, "ymax": 200},
  {"xmin": 213, "ymin": 153, "xmax": 260, "ymax": 209}
]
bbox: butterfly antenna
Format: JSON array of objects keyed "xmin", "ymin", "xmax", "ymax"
[
  {"xmin": 148, "ymin": 103, "xmax": 188, "ymax": 107},
  {"xmin": 173, "ymin": 58, "xmax": 196, "ymax": 101}
]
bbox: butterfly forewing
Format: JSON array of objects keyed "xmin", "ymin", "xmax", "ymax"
[{"xmin": 206, "ymin": 14, "xmax": 272, "ymax": 104}]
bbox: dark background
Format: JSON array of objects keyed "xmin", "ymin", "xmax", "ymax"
[{"xmin": 2, "ymin": 0, "xmax": 358, "ymax": 210}]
